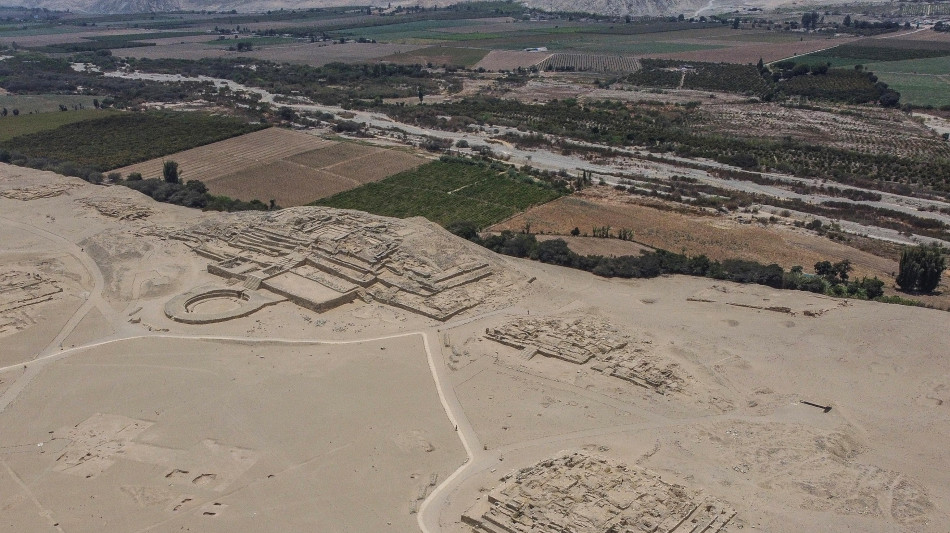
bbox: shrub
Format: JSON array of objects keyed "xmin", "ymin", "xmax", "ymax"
[{"xmin": 897, "ymin": 244, "xmax": 946, "ymax": 293}]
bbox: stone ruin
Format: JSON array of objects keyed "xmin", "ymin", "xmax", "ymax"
[
  {"xmin": 0, "ymin": 270, "xmax": 63, "ymax": 336},
  {"xmin": 0, "ymin": 183, "xmax": 78, "ymax": 201},
  {"xmin": 165, "ymin": 208, "xmax": 499, "ymax": 323},
  {"xmin": 463, "ymin": 452, "xmax": 736, "ymax": 533},
  {"xmin": 484, "ymin": 316, "xmax": 682, "ymax": 394},
  {"xmin": 79, "ymin": 196, "xmax": 152, "ymax": 220}
]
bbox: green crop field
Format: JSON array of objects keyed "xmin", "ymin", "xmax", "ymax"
[
  {"xmin": 29, "ymin": 32, "xmax": 206, "ymax": 53},
  {"xmin": 875, "ymin": 73, "xmax": 950, "ymax": 106},
  {"xmin": 1, "ymin": 111, "xmax": 266, "ymax": 169},
  {"xmin": 864, "ymin": 56, "xmax": 950, "ymax": 75},
  {"xmin": 206, "ymin": 36, "xmax": 303, "ymax": 48},
  {"xmin": 0, "ymin": 94, "xmax": 106, "ymax": 115},
  {"xmin": 311, "ymin": 159, "xmax": 564, "ymax": 228},
  {"xmin": 792, "ymin": 55, "xmax": 874, "ymax": 68},
  {"xmin": 0, "ymin": 108, "xmax": 119, "ymax": 142},
  {"xmin": 333, "ymin": 19, "xmax": 492, "ymax": 41},
  {"xmin": 383, "ymin": 46, "xmax": 489, "ymax": 67}
]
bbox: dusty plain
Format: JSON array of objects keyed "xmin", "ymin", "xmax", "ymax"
[{"xmin": 1, "ymin": 163, "xmax": 948, "ymax": 533}]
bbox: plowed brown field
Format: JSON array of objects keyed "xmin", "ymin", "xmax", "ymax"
[
  {"xmin": 114, "ymin": 129, "xmax": 425, "ymax": 207},
  {"xmin": 210, "ymin": 143, "xmax": 425, "ymax": 207},
  {"xmin": 113, "ymin": 128, "xmax": 334, "ymax": 182}
]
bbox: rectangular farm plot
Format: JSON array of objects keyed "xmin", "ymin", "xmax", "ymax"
[
  {"xmin": 312, "ymin": 159, "xmax": 564, "ymax": 228},
  {"xmin": 113, "ymin": 127, "xmax": 334, "ymax": 182},
  {"xmin": 205, "ymin": 143, "xmax": 426, "ymax": 207},
  {"xmin": 285, "ymin": 142, "xmax": 381, "ymax": 169},
  {"xmin": 203, "ymin": 161, "xmax": 356, "ymax": 207},
  {"xmin": 324, "ymin": 149, "xmax": 425, "ymax": 184}
]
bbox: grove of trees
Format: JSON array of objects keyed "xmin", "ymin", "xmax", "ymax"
[{"xmin": 897, "ymin": 244, "xmax": 946, "ymax": 293}]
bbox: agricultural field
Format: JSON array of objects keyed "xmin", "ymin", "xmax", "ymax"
[
  {"xmin": 0, "ymin": 94, "xmax": 104, "ymax": 115},
  {"xmin": 0, "ymin": 111, "xmax": 264, "ymax": 170},
  {"xmin": 805, "ymin": 39, "xmax": 950, "ymax": 62},
  {"xmin": 474, "ymin": 49, "xmax": 550, "ymax": 71},
  {"xmin": 112, "ymin": 40, "xmax": 425, "ymax": 67},
  {"xmin": 214, "ymin": 142, "xmax": 425, "ymax": 207},
  {"xmin": 791, "ymin": 35, "xmax": 950, "ymax": 105},
  {"xmin": 655, "ymin": 36, "xmax": 856, "ymax": 64},
  {"xmin": 115, "ymin": 128, "xmax": 427, "ymax": 207},
  {"xmin": 112, "ymin": 127, "xmax": 334, "ymax": 182},
  {"xmin": 27, "ymin": 31, "xmax": 207, "ymax": 53},
  {"xmin": 198, "ymin": 139, "xmax": 425, "ymax": 207},
  {"xmin": 863, "ymin": 56, "xmax": 950, "ymax": 75},
  {"xmin": 312, "ymin": 158, "xmax": 564, "ymax": 228},
  {"xmin": 537, "ymin": 53, "xmax": 641, "ymax": 73},
  {"xmin": 381, "ymin": 46, "xmax": 489, "ymax": 68},
  {"xmin": 695, "ymin": 102, "xmax": 950, "ymax": 160},
  {"xmin": 204, "ymin": 36, "xmax": 303, "ymax": 48},
  {"xmin": 873, "ymin": 73, "xmax": 950, "ymax": 107},
  {"xmin": 0, "ymin": 108, "xmax": 118, "ymax": 142},
  {"xmin": 628, "ymin": 59, "xmax": 771, "ymax": 95},
  {"xmin": 489, "ymin": 188, "xmax": 897, "ymax": 280}
]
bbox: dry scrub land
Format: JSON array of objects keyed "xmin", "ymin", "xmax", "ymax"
[
  {"xmin": 489, "ymin": 187, "xmax": 950, "ymax": 304},
  {"xmin": 115, "ymin": 128, "xmax": 426, "ymax": 206}
]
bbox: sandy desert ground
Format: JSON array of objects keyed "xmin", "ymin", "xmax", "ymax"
[{"xmin": 1, "ymin": 162, "xmax": 948, "ymax": 533}]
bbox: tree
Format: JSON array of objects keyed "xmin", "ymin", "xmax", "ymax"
[
  {"xmin": 833, "ymin": 259, "xmax": 852, "ymax": 281},
  {"xmin": 446, "ymin": 220, "xmax": 479, "ymax": 241},
  {"xmin": 843, "ymin": 14, "xmax": 851, "ymax": 26},
  {"xmin": 417, "ymin": 86, "xmax": 424, "ymax": 103},
  {"xmin": 570, "ymin": 227, "xmax": 581, "ymax": 236},
  {"xmin": 162, "ymin": 160, "xmax": 180, "ymax": 184},
  {"xmin": 897, "ymin": 244, "xmax": 946, "ymax": 293},
  {"xmin": 12, "ymin": 109, "xmax": 18, "ymax": 116},
  {"xmin": 814, "ymin": 260, "xmax": 834, "ymax": 278},
  {"xmin": 801, "ymin": 11, "xmax": 819, "ymax": 29},
  {"xmin": 536, "ymin": 239, "xmax": 574, "ymax": 266}
]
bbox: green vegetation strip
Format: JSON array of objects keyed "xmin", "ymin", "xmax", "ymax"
[
  {"xmin": 0, "ymin": 111, "xmax": 266, "ymax": 170},
  {"xmin": 806, "ymin": 44, "xmax": 950, "ymax": 62},
  {"xmin": 311, "ymin": 158, "xmax": 564, "ymax": 228},
  {"xmin": 29, "ymin": 31, "xmax": 207, "ymax": 53},
  {"xmin": 0, "ymin": 94, "xmax": 106, "ymax": 115},
  {"xmin": 0, "ymin": 108, "xmax": 118, "ymax": 142}
]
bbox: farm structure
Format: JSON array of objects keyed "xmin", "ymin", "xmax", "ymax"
[
  {"xmin": 538, "ymin": 53, "xmax": 641, "ymax": 73},
  {"xmin": 484, "ymin": 315, "xmax": 682, "ymax": 393},
  {"xmin": 462, "ymin": 452, "xmax": 736, "ymax": 533},
  {"xmin": 166, "ymin": 208, "xmax": 500, "ymax": 322}
]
